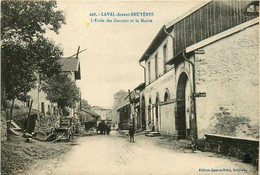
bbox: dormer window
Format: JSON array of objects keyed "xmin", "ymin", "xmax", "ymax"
[{"xmin": 245, "ymin": 1, "xmax": 259, "ymax": 16}]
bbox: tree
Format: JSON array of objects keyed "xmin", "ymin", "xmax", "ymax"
[
  {"xmin": 1, "ymin": 1, "xmax": 65, "ymax": 38},
  {"xmin": 81, "ymin": 99, "xmax": 92, "ymax": 110},
  {"xmin": 2, "ymin": 36, "xmax": 63, "ymax": 102},
  {"xmin": 1, "ymin": 1, "xmax": 66, "ymax": 139},
  {"xmin": 42, "ymin": 73, "xmax": 80, "ymax": 115},
  {"xmin": 113, "ymin": 90, "xmax": 129, "ymax": 109},
  {"xmin": 1, "ymin": 1, "xmax": 66, "ymax": 102}
]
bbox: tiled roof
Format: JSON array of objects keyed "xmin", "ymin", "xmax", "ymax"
[
  {"xmin": 59, "ymin": 58, "xmax": 79, "ymax": 72},
  {"xmin": 82, "ymin": 109, "xmax": 101, "ymax": 117}
]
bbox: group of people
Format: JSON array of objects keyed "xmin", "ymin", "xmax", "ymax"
[
  {"xmin": 98, "ymin": 121, "xmax": 135, "ymax": 143},
  {"xmin": 97, "ymin": 121, "xmax": 111, "ymax": 135}
]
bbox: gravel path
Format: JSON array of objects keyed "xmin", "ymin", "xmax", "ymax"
[{"xmin": 27, "ymin": 131, "xmax": 257, "ymax": 175}]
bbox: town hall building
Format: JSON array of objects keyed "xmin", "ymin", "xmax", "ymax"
[{"xmin": 137, "ymin": 0, "xmax": 259, "ymax": 142}]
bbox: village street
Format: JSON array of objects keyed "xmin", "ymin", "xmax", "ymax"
[{"xmin": 25, "ymin": 131, "xmax": 257, "ymax": 175}]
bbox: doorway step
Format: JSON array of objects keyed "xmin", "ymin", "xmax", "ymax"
[{"xmin": 145, "ymin": 131, "xmax": 161, "ymax": 137}]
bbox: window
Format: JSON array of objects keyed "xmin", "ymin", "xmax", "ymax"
[
  {"xmin": 48, "ymin": 105, "xmax": 51, "ymax": 113},
  {"xmin": 41, "ymin": 102, "xmax": 45, "ymax": 113},
  {"xmin": 148, "ymin": 97, "xmax": 152, "ymax": 122},
  {"xmin": 155, "ymin": 53, "xmax": 158, "ymax": 78},
  {"xmin": 25, "ymin": 99, "xmax": 30, "ymax": 107},
  {"xmin": 163, "ymin": 44, "xmax": 167, "ymax": 73},
  {"xmin": 148, "ymin": 61, "xmax": 151, "ymax": 83},
  {"xmin": 52, "ymin": 106, "xmax": 55, "ymax": 115},
  {"xmin": 164, "ymin": 89, "xmax": 170, "ymax": 102}
]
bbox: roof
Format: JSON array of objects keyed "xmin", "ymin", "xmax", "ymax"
[
  {"xmin": 164, "ymin": 1, "xmax": 211, "ymax": 29},
  {"xmin": 117, "ymin": 103, "xmax": 130, "ymax": 112},
  {"xmin": 134, "ymin": 83, "xmax": 145, "ymax": 91},
  {"xmin": 139, "ymin": 0, "xmax": 258, "ymax": 63},
  {"xmin": 92, "ymin": 106, "xmax": 110, "ymax": 111},
  {"xmin": 59, "ymin": 58, "xmax": 80, "ymax": 72},
  {"xmin": 139, "ymin": 26, "xmax": 172, "ymax": 62},
  {"xmin": 139, "ymin": 1, "xmax": 211, "ymax": 62},
  {"xmin": 81, "ymin": 109, "xmax": 100, "ymax": 117}
]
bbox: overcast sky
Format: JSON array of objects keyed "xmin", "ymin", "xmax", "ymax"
[{"xmin": 46, "ymin": 1, "xmax": 201, "ymax": 108}]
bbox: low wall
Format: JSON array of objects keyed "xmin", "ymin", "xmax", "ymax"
[{"xmin": 203, "ymin": 134, "xmax": 259, "ymax": 167}]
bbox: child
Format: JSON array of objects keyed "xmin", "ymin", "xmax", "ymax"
[{"xmin": 129, "ymin": 124, "xmax": 135, "ymax": 143}]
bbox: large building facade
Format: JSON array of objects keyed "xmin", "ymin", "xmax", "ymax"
[{"xmin": 138, "ymin": 0, "xmax": 259, "ymax": 140}]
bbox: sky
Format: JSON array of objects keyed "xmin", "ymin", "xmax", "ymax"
[{"xmin": 46, "ymin": 1, "xmax": 202, "ymax": 108}]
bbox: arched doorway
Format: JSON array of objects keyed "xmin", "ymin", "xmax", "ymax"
[
  {"xmin": 176, "ymin": 72, "xmax": 188, "ymax": 139},
  {"xmin": 141, "ymin": 95, "xmax": 146, "ymax": 130},
  {"xmin": 155, "ymin": 93, "xmax": 160, "ymax": 132}
]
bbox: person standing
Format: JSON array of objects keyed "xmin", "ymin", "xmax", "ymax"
[
  {"xmin": 129, "ymin": 124, "xmax": 135, "ymax": 143},
  {"xmin": 106, "ymin": 123, "xmax": 111, "ymax": 135}
]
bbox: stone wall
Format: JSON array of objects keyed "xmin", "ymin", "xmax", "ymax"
[
  {"xmin": 203, "ymin": 134, "xmax": 259, "ymax": 167},
  {"xmin": 195, "ymin": 24, "xmax": 259, "ymax": 138}
]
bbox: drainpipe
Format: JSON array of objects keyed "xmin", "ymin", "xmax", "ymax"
[
  {"xmin": 183, "ymin": 51, "xmax": 198, "ymax": 150},
  {"xmin": 138, "ymin": 61, "xmax": 146, "ymax": 131},
  {"xmin": 163, "ymin": 25, "xmax": 198, "ymax": 150},
  {"xmin": 139, "ymin": 61, "xmax": 146, "ymax": 85}
]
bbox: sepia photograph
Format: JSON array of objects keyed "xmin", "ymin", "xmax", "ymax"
[{"xmin": 1, "ymin": 0, "xmax": 259, "ymax": 174}]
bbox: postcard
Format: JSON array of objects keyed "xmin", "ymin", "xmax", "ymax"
[{"xmin": 1, "ymin": 0, "xmax": 259, "ymax": 175}]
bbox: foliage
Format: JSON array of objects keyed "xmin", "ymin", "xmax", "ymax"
[
  {"xmin": 2, "ymin": 37, "xmax": 63, "ymax": 101},
  {"xmin": 113, "ymin": 90, "xmax": 128, "ymax": 109},
  {"xmin": 1, "ymin": 0, "xmax": 66, "ymax": 102},
  {"xmin": 6, "ymin": 106, "xmax": 38, "ymax": 130},
  {"xmin": 42, "ymin": 73, "xmax": 80, "ymax": 111},
  {"xmin": 1, "ymin": 1, "xmax": 65, "ymax": 37},
  {"xmin": 209, "ymin": 107, "xmax": 258, "ymax": 138},
  {"xmin": 81, "ymin": 99, "xmax": 92, "ymax": 110},
  {"xmin": 75, "ymin": 111, "xmax": 93, "ymax": 124}
]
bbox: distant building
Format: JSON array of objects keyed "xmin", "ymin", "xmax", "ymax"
[
  {"xmin": 106, "ymin": 109, "xmax": 118, "ymax": 123},
  {"xmin": 78, "ymin": 109, "xmax": 100, "ymax": 123},
  {"xmin": 133, "ymin": 83, "xmax": 145, "ymax": 130},
  {"xmin": 115, "ymin": 89, "xmax": 141, "ymax": 130},
  {"xmin": 59, "ymin": 57, "xmax": 81, "ymax": 81},
  {"xmin": 117, "ymin": 104, "xmax": 131, "ymax": 130},
  {"xmin": 91, "ymin": 106, "xmax": 110, "ymax": 120},
  {"xmin": 59, "ymin": 57, "xmax": 81, "ymax": 116},
  {"xmin": 137, "ymin": 0, "xmax": 259, "ymax": 140}
]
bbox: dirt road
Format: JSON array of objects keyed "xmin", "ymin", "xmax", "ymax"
[{"xmin": 27, "ymin": 131, "xmax": 257, "ymax": 175}]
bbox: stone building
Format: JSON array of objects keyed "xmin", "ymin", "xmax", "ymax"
[
  {"xmin": 59, "ymin": 57, "xmax": 81, "ymax": 116},
  {"xmin": 5, "ymin": 57, "xmax": 81, "ymax": 117},
  {"xmin": 137, "ymin": 0, "xmax": 259, "ymax": 140}
]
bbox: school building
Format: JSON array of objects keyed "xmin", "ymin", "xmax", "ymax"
[{"xmin": 136, "ymin": 0, "xmax": 259, "ymax": 140}]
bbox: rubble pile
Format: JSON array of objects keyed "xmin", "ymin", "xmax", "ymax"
[
  {"xmin": 4, "ymin": 106, "xmax": 60, "ymax": 140},
  {"xmin": 35, "ymin": 114, "xmax": 60, "ymax": 140}
]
